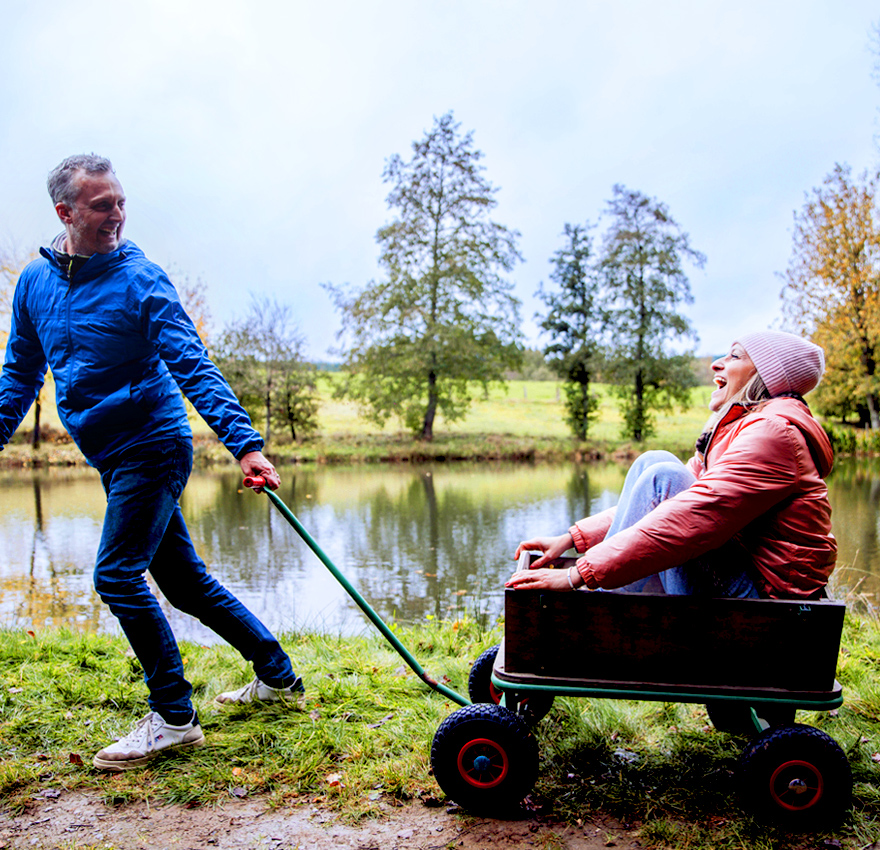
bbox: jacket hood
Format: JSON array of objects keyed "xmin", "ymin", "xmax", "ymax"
[{"xmin": 719, "ymin": 396, "xmax": 834, "ymax": 478}]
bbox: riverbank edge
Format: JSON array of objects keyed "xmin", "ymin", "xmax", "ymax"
[{"xmin": 0, "ymin": 432, "xmax": 688, "ymax": 469}]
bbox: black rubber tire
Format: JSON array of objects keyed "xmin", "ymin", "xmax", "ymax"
[
  {"xmin": 738, "ymin": 723, "xmax": 852, "ymax": 830},
  {"xmin": 468, "ymin": 645, "xmax": 505, "ymax": 705},
  {"xmin": 468, "ymin": 644, "xmax": 554, "ymax": 725},
  {"xmin": 706, "ymin": 701, "xmax": 796, "ymax": 735},
  {"xmin": 431, "ymin": 703, "xmax": 539, "ymax": 814}
]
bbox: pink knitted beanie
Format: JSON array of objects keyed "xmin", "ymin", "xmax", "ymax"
[{"xmin": 736, "ymin": 331, "xmax": 825, "ymax": 398}]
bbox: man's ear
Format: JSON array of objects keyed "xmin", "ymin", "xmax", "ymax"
[{"xmin": 55, "ymin": 202, "xmax": 73, "ymax": 224}]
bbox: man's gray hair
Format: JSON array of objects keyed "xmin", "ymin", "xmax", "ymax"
[{"xmin": 47, "ymin": 154, "xmax": 115, "ymax": 206}]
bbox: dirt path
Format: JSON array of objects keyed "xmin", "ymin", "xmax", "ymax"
[{"xmin": 0, "ymin": 792, "xmax": 641, "ymax": 850}]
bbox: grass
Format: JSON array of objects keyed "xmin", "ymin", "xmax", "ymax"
[
  {"xmin": 5, "ymin": 374, "xmax": 716, "ymax": 467},
  {"xmin": 0, "ymin": 607, "xmax": 878, "ymax": 849}
]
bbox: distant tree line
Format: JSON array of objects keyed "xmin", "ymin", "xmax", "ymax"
[
  {"xmin": 327, "ymin": 112, "xmax": 703, "ymax": 444},
  {"xmin": 7, "ymin": 96, "xmax": 880, "ymax": 449}
]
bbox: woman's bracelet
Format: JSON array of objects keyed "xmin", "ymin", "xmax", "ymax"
[{"xmin": 567, "ymin": 566, "xmax": 577, "ymax": 591}]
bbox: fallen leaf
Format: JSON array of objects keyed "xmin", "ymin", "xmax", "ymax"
[
  {"xmin": 325, "ymin": 772, "xmax": 344, "ymax": 787},
  {"xmin": 309, "ymin": 709, "xmax": 321, "ymax": 721},
  {"xmin": 68, "ymin": 753, "xmax": 84, "ymax": 766},
  {"xmin": 871, "ymin": 753, "xmax": 880, "ymax": 763},
  {"xmin": 230, "ymin": 786, "xmax": 248, "ymax": 798},
  {"xmin": 455, "ymin": 590, "xmax": 468, "ymax": 596},
  {"xmin": 27, "ymin": 631, "xmax": 35, "ymax": 638},
  {"xmin": 232, "ymin": 767, "xmax": 243, "ymax": 776}
]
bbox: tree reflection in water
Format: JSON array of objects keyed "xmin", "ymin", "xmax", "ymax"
[{"xmin": 0, "ymin": 458, "xmax": 874, "ymax": 640}]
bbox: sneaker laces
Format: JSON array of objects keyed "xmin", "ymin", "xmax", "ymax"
[
  {"xmin": 114, "ymin": 712, "xmax": 163, "ymax": 750},
  {"xmin": 233, "ymin": 678, "xmax": 265, "ymax": 700}
]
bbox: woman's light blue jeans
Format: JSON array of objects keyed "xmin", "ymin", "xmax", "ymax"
[
  {"xmin": 94, "ymin": 439, "xmax": 300, "ymax": 724},
  {"xmin": 607, "ymin": 450, "xmax": 760, "ymax": 598}
]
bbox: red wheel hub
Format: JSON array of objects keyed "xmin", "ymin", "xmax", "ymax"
[
  {"xmin": 769, "ymin": 759, "xmax": 824, "ymax": 811},
  {"xmin": 457, "ymin": 737, "xmax": 509, "ymax": 789}
]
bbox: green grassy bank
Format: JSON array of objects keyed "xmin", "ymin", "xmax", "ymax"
[
  {"xmin": 2, "ymin": 377, "xmax": 716, "ymax": 467},
  {"xmin": 0, "ymin": 610, "xmax": 878, "ymax": 849}
]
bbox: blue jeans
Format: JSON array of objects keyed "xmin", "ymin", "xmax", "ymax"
[
  {"xmin": 94, "ymin": 439, "xmax": 300, "ymax": 724},
  {"xmin": 608, "ymin": 450, "xmax": 760, "ymax": 598}
]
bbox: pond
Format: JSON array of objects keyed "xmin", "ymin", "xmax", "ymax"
[{"xmin": 0, "ymin": 459, "xmax": 875, "ymax": 643}]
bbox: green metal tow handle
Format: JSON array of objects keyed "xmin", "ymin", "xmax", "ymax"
[{"xmin": 243, "ymin": 476, "xmax": 470, "ymax": 708}]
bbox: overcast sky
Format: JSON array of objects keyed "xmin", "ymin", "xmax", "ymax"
[{"xmin": 1, "ymin": 0, "xmax": 878, "ymax": 360}]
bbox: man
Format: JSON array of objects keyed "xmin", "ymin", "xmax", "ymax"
[{"xmin": 0, "ymin": 154, "xmax": 304, "ymax": 771}]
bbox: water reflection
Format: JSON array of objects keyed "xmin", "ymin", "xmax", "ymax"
[
  {"xmin": 0, "ymin": 458, "xmax": 874, "ymax": 642},
  {"xmin": 826, "ymin": 457, "xmax": 880, "ymax": 604}
]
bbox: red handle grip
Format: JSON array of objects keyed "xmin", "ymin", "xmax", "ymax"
[{"xmin": 243, "ymin": 475, "xmax": 266, "ymax": 489}]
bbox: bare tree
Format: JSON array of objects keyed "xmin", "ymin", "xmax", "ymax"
[{"xmin": 215, "ymin": 295, "xmax": 318, "ymax": 443}]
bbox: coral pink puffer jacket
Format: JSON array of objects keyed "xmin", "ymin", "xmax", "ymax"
[{"xmin": 569, "ymin": 398, "xmax": 836, "ymax": 598}]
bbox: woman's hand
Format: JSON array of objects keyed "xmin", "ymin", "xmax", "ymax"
[
  {"xmin": 505, "ymin": 567, "xmax": 578, "ymax": 592},
  {"xmin": 513, "ymin": 533, "xmax": 574, "ymax": 569}
]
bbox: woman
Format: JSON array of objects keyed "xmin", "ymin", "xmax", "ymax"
[{"xmin": 507, "ymin": 330, "xmax": 835, "ymax": 599}]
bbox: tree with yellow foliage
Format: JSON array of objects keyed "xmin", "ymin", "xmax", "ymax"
[
  {"xmin": 781, "ymin": 164, "xmax": 880, "ymax": 428},
  {"xmin": 0, "ymin": 250, "xmax": 35, "ymax": 350}
]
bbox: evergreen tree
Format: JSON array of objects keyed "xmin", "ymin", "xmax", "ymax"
[
  {"xmin": 537, "ymin": 223, "xmax": 603, "ymax": 440},
  {"xmin": 599, "ymin": 185, "xmax": 703, "ymax": 442}
]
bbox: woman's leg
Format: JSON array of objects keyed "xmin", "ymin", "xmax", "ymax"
[
  {"xmin": 607, "ymin": 451, "xmax": 760, "ymax": 598},
  {"xmin": 607, "ymin": 451, "xmax": 694, "ymax": 537},
  {"xmin": 605, "ymin": 452, "xmax": 694, "ymax": 592}
]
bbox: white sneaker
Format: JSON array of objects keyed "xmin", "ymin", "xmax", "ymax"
[
  {"xmin": 93, "ymin": 712, "xmax": 205, "ymax": 772},
  {"xmin": 214, "ymin": 677, "xmax": 306, "ymax": 708}
]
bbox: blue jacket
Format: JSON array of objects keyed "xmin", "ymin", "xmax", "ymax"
[{"xmin": 0, "ymin": 239, "xmax": 263, "ymax": 467}]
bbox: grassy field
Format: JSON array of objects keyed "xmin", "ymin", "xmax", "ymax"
[
  {"xmin": 7, "ymin": 374, "xmax": 716, "ymax": 466},
  {"xmin": 0, "ymin": 609, "xmax": 877, "ymax": 848}
]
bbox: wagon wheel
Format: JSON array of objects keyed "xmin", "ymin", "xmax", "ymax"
[
  {"xmin": 468, "ymin": 644, "xmax": 554, "ymax": 725},
  {"xmin": 431, "ymin": 703, "xmax": 539, "ymax": 814},
  {"xmin": 706, "ymin": 701, "xmax": 796, "ymax": 735},
  {"xmin": 738, "ymin": 723, "xmax": 852, "ymax": 829}
]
